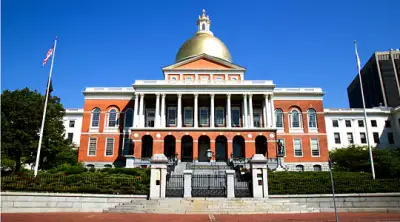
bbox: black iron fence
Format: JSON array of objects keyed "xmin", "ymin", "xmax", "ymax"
[
  {"xmin": 192, "ymin": 174, "xmax": 227, "ymax": 197},
  {"xmin": 234, "ymin": 173, "xmax": 252, "ymax": 197},
  {"xmin": 166, "ymin": 174, "xmax": 184, "ymax": 197},
  {"xmin": 1, "ymin": 174, "xmax": 150, "ymax": 195}
]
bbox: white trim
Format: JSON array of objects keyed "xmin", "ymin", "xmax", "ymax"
[
  {"xmin": 215, "ymin": 106, "xmax": 225, "ymax": 126},
  {"xmin": 105, "ymin": 138, "xmax": 114, "ymax": 156},
  {"xmin": 199, "ymin": 107, "xmax": 209, "ymax": 126},
  {"xmin": 293, "ymin": 138, "xmax": 303, "ymax": 157},
  {"xmin": 184, "ymin": 106, "xmax": 193, "ymax": 126},
  {"xmin": 90, "ymin": 108, "xmax": 101, "ymax": 130},
  {"xmin": 105, "ymin": 108, "xmax": 119, "ymax": 129},
  {"xmin": 167, "ymin": 106, "xmax": 177, "ymax": 126},
  {"xmin": 87, "ymin": 137, "xmax": 97, "ymax": 156},
  {"xmin": 310, "ymin": 138, "xmax": 320, "ymax": 157}
]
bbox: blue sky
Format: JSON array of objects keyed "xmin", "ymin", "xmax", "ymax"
[{"xmin": 2, "ymin": 0, "xmax": 400, "ymax": 108}]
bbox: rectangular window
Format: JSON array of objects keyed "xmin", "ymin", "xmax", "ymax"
[
  {"xmin": 253, "ymin": 112, "xmax": 261, "ymax": 127},
  {"xmin": 200, "ymin": 107, "xmax": 209, "ymax": 126},
  {"xmin": 67, "ymin": 133, "xmax": 73, "ymax": 143},
  {"xmin": 231, "ymin": 107, "xmax": 240, "ymax": 127},
  {"xmin": 185, "ymin": 76, "xmax": 192, "ymax": 81},
  {"xmin": 332, "ymin": 120, "xmax": 339, "ymax": 127},
  {"xmin": 105, "ymin": 138, "xmax": 114, "ymax": 156},
  {"xmin": 388, "ymin": 132, "xmax": 394, "ymax": 144},
  {"xmin": 200, "ymin": 76, "xmax": 208, "ymax": 80},
  {"xmin": 385, "ymin": 120, "xmax": 391, "ymax": 128},
  {"xmin": 294, "ymin": 139, "xmax": 303, "ymax": 157},
  {"xmin": 371, "ymin": 120, "xmax": 377, "ymax": 127},
  {"xmin": 347, "ymin": 133, "xmax": 354, "ymax": 144},
  {"xmin": 373, "ymin": 132, "xmax": 380, "ymax": 144},
  {"xmin": 88, "ymin": 138, "xmax": 97, "ymax": 156},
  {"xmin": 167, "ymin": 107, "xmax": 177, "ymax": 126},
  {"xmin": 215, "ymin": 76, "xmax": 223, "ymax": 81},
  {"xmin": 360, "ymin": 132, "xmax": 367, "ymax": 144},
  {"xmin": 69, "ymin": 120, "xmax": 75, "ymax": 128},
  {"xmin": 184, "ymin": 107, "xmax": 193, "ymax": 125},
  {"xmin": 277, "ymin": 139, "xmax": 286, "ymax": 156},
  {"xmin": 215, "ymin": 107, "xmax": 224, "ymax": 126},
  {"xmin": 311, "ymin": 139, "xmax": 320, "ymax": 156},
  {"xmin": 345, "ymin": 120, "xmax": 351, "ymax": 127},
  {"xmin": 334, "ymin": 133, "xmax": 341, "ymax": 144},
  {"xmin": 358, "ymin": 120, "xmax": 364, "ymax": 127}
]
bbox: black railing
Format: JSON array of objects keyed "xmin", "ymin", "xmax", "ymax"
[
  {"xmin": 1, "ymin": 174, "xmax": 150, "ymax": 195},
  {"xmin": 192, "ymin": 174, "xmax": 227, "ymax": 197},
  {"xmin": 166, "ymin": 174, "xmax": 184, "ymax": 197},
  {"xmin": 234, "ymin": 173, "xmax": 252, "ymax": 197}
]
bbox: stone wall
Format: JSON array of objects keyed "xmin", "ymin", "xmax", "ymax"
[{"xmin": 1, "ymin": 192, "xmax": 147, "ymax": 213}]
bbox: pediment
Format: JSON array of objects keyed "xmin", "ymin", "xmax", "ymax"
[{"xmin": 162, "ymin": 54, "xmax": 246, "ymax": 71}]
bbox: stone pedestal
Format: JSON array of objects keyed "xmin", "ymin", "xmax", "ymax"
[
  {"xmin": 275, "ymin": 155, "xmax": 287, "ymax": 172},
  {"xmin": 183, "ymin": 170, "xmax": 193, "ymax": 198},
  {"xmin": 149, "ymin": 154, "xmax": 168, "ymax": 199},
  {"xmin": 226, "ymin": 170, "xmax": 235, "ymax": 198},
  {"xmin": 125, "ymin": 155, "xmax": 135, "ymax": 168},
  {"xmin": 250, "ymin": 154, "xmax": 269, "ymax": 198}
]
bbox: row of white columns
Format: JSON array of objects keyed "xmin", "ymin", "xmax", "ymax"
[{"xmin": 133, "ymin": 93, "xmax": 275, "ymax": 128}]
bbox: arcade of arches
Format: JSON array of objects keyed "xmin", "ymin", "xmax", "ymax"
[{"xmin": 134, "ymin": 132, "xmax": 276, "ymax": 162}]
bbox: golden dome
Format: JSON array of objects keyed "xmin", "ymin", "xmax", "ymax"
[{"xmin": 175, "ymin": 10, "xmax": 232, "ymax": 63}]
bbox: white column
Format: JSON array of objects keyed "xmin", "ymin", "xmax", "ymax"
[
  {"xmin": 210, "ymin": 94, "xmax": 215, "ymax": 128},
  {"xmin": 139, "ymin": 93, "xmax": 145, "ymax": 127},
  {"xmin": 133, "ymin": 94, "xmax": 139, "ymax": 127},
  {"xmin": 263, "ymin": 94, "xmax": 268, "ymax": 128},
  {"xmin": 249, "ymin": 94, "xmax": 254, "ymax": 128},
  {"xmin": 194, "ymin": 93, "xmax": 198, "ymax": 128},
  {"xmin": 227, "ymin": 94, "xmax": 231, "ymax": 128},
  {"xmin": 269, "ymin": 94, "xmax": 275, "ymax": 127},
  {"xmin": 155, "ymin": 93, "xmax": 160, "ymax": 127},
  {"xmin": 243, "ymin": 94, "xmax": 248, "ymax": 128},
  {"xmin": 177, "ymin": 93, "xmax": 182, "ymax": 128},
  {"xmin": 161, "ymin": 94, "xmax": 166, "ymax": 127}
]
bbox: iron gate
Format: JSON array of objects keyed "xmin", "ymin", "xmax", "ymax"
[
  {"xmin": 192, "ymin": 175, "xmax": 227, "ymax": 197},
  {"xmin": 166, "ymin": 174, "xmax": 184, "ymax": 197},
  {"xmin": 234, "ymin": 173, "xmax": 252, "ymax": 197}
]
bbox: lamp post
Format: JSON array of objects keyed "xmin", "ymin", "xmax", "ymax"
[{"xmin": 206, "ymin": 148, "xmax": 213, "ymax": 163}]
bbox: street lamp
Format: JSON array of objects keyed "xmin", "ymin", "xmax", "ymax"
[{"xmin": 206, "ymin": 148, "xmax": 213, "ymax": 162}]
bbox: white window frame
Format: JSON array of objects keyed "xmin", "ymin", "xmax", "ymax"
[
  {"xmin": 310, "ymin": 138, "xmax": 320, "ymax": 157},
  {"xmin": 87, "ymin": 137, "xmax": 97, "ymax": 156},
  {"xmin": 277, "ymin": 138, "xmax": 286, "ymax": 157},
  {"xmin": 200, "ymin": 76, "xmax": 208, "ymax": 80},
  {"xmin": 90, "ymin": 108, "xmax": 101, "ymax": 130},
  {"xmin": 253, "ymin": 110, "xmax": 262, "ymax": 128},
  {"xmin": 293, "ymin": 138, "xmax": 303, "ymax": 157},
  {"xmin": 334, "ymin": 132, "xmax": 341, "ymax": 144},
  {"xmin": 215, "ymin": 107, "xmax": 225, "ymax": 126},
  {"xmin": 69, "ymin": 120, "xmax": 75, "ymax": 128},
  {"xmin": 347, "ymin": 132, "xmax": 354, "ymax": 144},
  {"xmin": 105, "ymin": 138, "xmax": 114, "ymax": 156},
  {"xmin": 275, "ymin": 109, "xmax": 284, "ymax": 129},
  {"xmin": 231, "ymin": 107, "xmax": 240, "ymax": 127},
  {"xmin": 167, "ymin": 107, "xmax": 177, "ymax": 126},
  {"xmin": 145, "ymin": 108, "xmax": 155, "ymax": 127},
  {"xmin": 184, "ymin": 107, "xmax": 193, "ymax": 126},
  {"xmin": 360, "ymin": 132, "xmax": 367, "ymax": 144},
  {"xmin": 185, "ymin": 76, "xmax": 193, "ymax": 81},
  {"xmin": 124, "ymin": 108, "xmax": 134, "ymax": 128},
  {"xmin": 215, "ymin": 76, "xmax": 223, "ymax": 81},
  {"xmin": 199, "ymin": 107, "xmax": 209, "ymax": 126},
  {"xmin": 307, "ymin": 109, "xmax": 318, "ymax": 132},
  {"xmin": 313, "ymin": 165, "xmax": 322, "ymax": 171},
  {"xmin": 106, "ymin": 108, "xmax": 119, "ymax": 128}
]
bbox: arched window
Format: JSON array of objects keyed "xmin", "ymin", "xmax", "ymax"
[
  {"xmin": 295, "ymin": 165, "xmax": 304, "ymax": 172},
  {"xmin": 107, "ymin": 108, "xmax": 119, "ymax": 128},
  {"xmin": 91, "ymin": 108, "xmax": 101, "ymax": 128},
  {"xmin": 307, "ymin": 109, "xmax": 317, "ymax": 128},
  {"xmin": 124, "ymin": 109, "xmax": 133, "ymax": 128},
  {"xmin": 313, "ymin": 165, "xmax": 322, "ymax": 171},
  {"xmin": 275, "ymin": 109, "xmax": 283, "ymax": 128},
  {"xmin": 290, "ymin": 109, "xmax": 301, "ymax": 128}
]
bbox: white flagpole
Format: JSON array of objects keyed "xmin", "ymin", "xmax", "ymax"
[
  {"xmin": 34, "ymin": 37, "xmax": 58, "ymax": 177},
  {"xmin": 354, "ymin": 40, "xmax": 376, "ymax": 180}
]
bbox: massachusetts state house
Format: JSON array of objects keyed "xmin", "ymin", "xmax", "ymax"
[{"xmin": 78, "ymin": 10, "xmax": 329, "ymax": 171}]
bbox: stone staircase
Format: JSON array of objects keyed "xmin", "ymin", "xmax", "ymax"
[{"xmin": 104, "ymin": 198, "xmax": 317, "ymax": 214}]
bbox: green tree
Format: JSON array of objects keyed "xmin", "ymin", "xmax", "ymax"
[{"xmin": 1, "ymin": 88, "xmax": 77, "ymax": 171}]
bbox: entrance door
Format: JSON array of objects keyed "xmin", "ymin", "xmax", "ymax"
[
  {"xmin": 146, "ymin": 109, "xmax": 155, "ymax": 127},
  {"xmin": 198, "ymin": 136, "xmax": 210, "ymax": 162},
  {"xmin": 181, "ymin": 136, "xmax": 193, "ymax": 162},
  {"xmin": 215, "ymin": 136, "xmax": 227, "ymax": 162}
]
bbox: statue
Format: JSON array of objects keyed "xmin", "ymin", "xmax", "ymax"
[{"xmin": 277, "ymin": 140, "xmax": 284, "ymax": 156}]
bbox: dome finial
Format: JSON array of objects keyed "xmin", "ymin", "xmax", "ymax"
[
  {"xmin": 197, "ymin": 9, "xmax": 212, "ymax": 35},
  {"xmin": 202, "ymin": 9, "xmax": 206, "ymax": 17}
]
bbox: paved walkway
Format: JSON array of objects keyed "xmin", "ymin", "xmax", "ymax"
[{"xmin": 2, "ymin": 213, "xmax": 400, "ymax": 222}]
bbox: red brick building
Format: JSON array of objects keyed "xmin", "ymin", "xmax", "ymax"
[{"xmin": 78, "ymin": 10, "xmax": 329, "ymax": 171}]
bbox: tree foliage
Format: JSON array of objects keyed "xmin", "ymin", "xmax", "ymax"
[
  {"xmin": 329, "ymin": 145, "xmax": 400, "ymax": 178},
  {"xmin": 1, "ymin": 88, "xmax": 77, "ymax": 171}
]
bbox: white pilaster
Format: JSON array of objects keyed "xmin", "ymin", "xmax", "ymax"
[
  {"xmin": 177, "ymin": 94, "xmax": 182, "ymax": 128},
  {"xmin": 155, "ymin": 93, "xmax": 160, "ymax": 127},
  {"xmin": 249, "ymin": 94, "xmax": 254, "ymax": 128},
  {"xmin": 161, "ymin": 94, "xmax": 166, "ymax": 127},
  {"xmin": 269, "ymin": 94, "xmax": 275, "ymax": 127},
  {"xmin": 243, "ymin": 94, "xmax": 248, "ymax": 128},
  {"xmin": 139, "ymin": 93, "xmax": 145, "ymax": 127},
  {"xmin": 210, "ymin": 94, "xmax": 215, "ymax": 128},
  {"xmin": 194, "ymin": 93, "xmax": 198, "ymax": 128},
  {"xmin": 133, "ymin": 94, "xmax": 139, "ymax": 127},
  {"xmin": 263, "ymin": 94, "xmax": 267, "ymax": 128},
  {"xmin": 227, "ymin": 94, "xmax": 231, "ymax": 128}
]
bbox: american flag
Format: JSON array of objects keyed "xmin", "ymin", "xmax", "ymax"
[{"xmin": 42, "ymin": 46, "xmax": 54, "ymax": 66}]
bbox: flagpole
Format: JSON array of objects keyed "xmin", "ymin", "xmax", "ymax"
[
  {"xmin": 354, "ymin": 40, "xmax": 376, "ymax": 180},
  {"xmin": 34, "ymin": 37, "xmax": 58, "ymax": 177}
]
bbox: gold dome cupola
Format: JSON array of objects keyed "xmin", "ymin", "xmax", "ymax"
[{"xmin": 175, "ymin": 9, "xmax": 232, "ymax": 63}]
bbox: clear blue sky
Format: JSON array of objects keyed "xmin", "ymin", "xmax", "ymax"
[{"xmin": 2, "ymin": 0, "xmax": 400, "ymax": 108}]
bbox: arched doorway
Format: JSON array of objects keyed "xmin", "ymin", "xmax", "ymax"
[
  {"xmin": 198, "ymin": 136, "xmax": 210, "ymax": 162},
  {"xmin": 255, "ymin": 135, "xmax": 267, "ymax": 157},
  {"xmin": 164, "ymin": 135, "xmax": 176, "ymax": 159},
  {"xmin": 141, "ymin": 135, "xmax": 153, "ymax": 159},
  {"xmin": 232, "ymin": 136, "xmax": 245, "ymax": 158},
  {"xmin": 215, "ymin": 136, "xmax": 228, "ymax": 162},
  {"xmin": 181, "ymin": 136, "xmax": 193, "ymax": 162}
]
